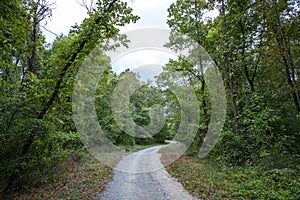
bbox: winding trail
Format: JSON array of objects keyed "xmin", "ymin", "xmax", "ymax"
[{"xmin": 99, "ymin": 145, "xmax": 196, "ymax": 200}]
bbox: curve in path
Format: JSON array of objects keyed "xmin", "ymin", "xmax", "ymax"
[{"xmin": 99, "ymin": 145, "xmax": 197, "ymax": 200}]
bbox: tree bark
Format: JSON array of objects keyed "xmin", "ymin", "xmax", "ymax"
[
  {"xmin": 21, "ymin": 0, "xmax": 118, "ymax": 159},
  {"xmin": 4, "ymin": 0, "xmax": 118, "ymax": 195},
  {"xmin": 239, "ymin": 20, "xmax": 255, "ymax": 92},
  {"xmin": 273, "ymin": 1, "xmax": 300, "ymax": 113},
  {"xmin": 221, "ymin": 0, "xmax": 239, "ymax": 132},
  {"xmin": 27, "ymin": 17, "xmax": 38, "ymax": 73},
  {"xmin": 194, "ymin": 0, "xmax": 209, "ymax": 133}
]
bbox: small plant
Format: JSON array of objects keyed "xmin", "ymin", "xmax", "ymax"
[{"xmin": 166, "ymin": 156, "xmax": 299, "ymax": 200}]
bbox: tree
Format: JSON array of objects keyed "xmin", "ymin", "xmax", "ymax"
[
  {"xmin": 167, "ymin": 0, "xmax": 211, "ymax": 151},
  {"xmin": 261, "ymin": 0, "xmax": 300, "ymax": 113},
  {"xmin": 1, "ymin": 0, "xmax": 139, "ymax": 195},
  {"xmin": 166, "ymin": 0, "xmax": 299, "ymax": 165}
]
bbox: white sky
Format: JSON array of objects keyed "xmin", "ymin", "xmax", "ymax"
[
  {"xmin": 43, "ymin": 0, "xmax": 176, "ymax": 42},
  {"xmin": 43, "ymin": 0, "xmax": 177, "ymax": 82},
  {"xmin": 42, "ymin": 0, "xmax": 218, "ymax": 82},
  {"xmin": 43, "ymin": 0, "xmax": 87, "ymax": 42}
]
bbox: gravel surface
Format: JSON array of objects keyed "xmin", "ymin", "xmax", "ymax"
[{"xmin": 98, "ymin": 145, "xmax": 197, "ymax": 200}]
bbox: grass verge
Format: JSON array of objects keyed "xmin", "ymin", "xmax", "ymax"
[
  {"xmin": 165, "ymin": 155, "xmax": 300, "ymax": 200},
  {"xmin": 11, "ymin": 144, "xmax": 161, "ymax": 199},
  {"xmin": 11, "ymin": 150, "xmax": 112, "ymax": 200}
]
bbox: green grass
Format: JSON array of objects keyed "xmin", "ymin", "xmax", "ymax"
[{"xmin": 165, "ymin": 156, "xmax": 300, "ymax": 200}]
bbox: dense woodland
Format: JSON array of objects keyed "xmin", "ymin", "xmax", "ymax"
[{"xmin": 0, "ymin": 0, "xmax": 299, "ymax": 198}]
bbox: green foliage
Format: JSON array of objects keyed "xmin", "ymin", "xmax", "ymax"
[
  {"xmin": 219, "ymin": 168, "xmax": 300, "ymax": 200},
  {"xmin": 166, "ymin": 0, "xmax": 300, "ymax": 167},
  {"xmin": 0, "ymin": 0, "xmax": 139, "ymax": 196},
  {"xmin": 95, "ymin": 70, "xmax": 171, "ymax": 146},
  {"xmin": 11, "ymin": 150, "xmax": 113, "ymax": 199},
  {"xmin": 1, "ymin": 0, "xmax": 299, "ymax": 197},
  {"xmin": 167, "ymin": 156, "xmax": 300, "ymax": 200},
  {"xmin": 214, "ymin": 93, "xmax": 281, "ymax": 164}
]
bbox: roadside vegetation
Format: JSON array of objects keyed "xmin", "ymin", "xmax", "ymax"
[
  {"xmin": 11, "ymin": 149, "xmax": 112, "ymax": 200},
  {"xmin": 162, "ymin": 0, "xmax": 300, "ymax": 199},
  {"xmin": 11, "ymin": 143, "xmax": 159, "ymax": 200},
  {"xmin": 1, "ymin": 0, "xmax": 299, "ymax": 199},
  {"xmin": 166, "ymin": 155, "xmax": 299, "ymax": 200}
]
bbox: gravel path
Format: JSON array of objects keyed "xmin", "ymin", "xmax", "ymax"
[{"xmin": 98, "ymin": 145, "xmax": 197, "ymax": 200}]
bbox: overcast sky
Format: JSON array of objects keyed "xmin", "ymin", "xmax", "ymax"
[
  {"xmin": 42, "ymin": 0, "xmax": 177, "ymax": 81},
  {"xmin": 43, "ymin": 0, "xmax": 176, "ymax": 42}
]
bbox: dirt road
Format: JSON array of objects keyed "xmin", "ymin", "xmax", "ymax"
[{"xmin": 98, "ymin": 145, "xmax": 196, "ymax": 200}]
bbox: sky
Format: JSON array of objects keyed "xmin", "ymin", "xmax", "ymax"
[
  {"xmin": 43, "ymin": 0, "xmax": 176, "ymax": 42},
  {"xmin": 43, "ymin": 0, "xmax": 177, "ymax": 82}
]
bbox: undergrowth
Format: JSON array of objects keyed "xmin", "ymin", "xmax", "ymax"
[
  {"xmin": 10, "ymin": 149, "xmax": 113, "ymax": 200},
  {"xmin": 166, "ymin": 156, "xmax": 300, "ymax": 200},
  {"xmin": 9, "ymin": 144, "xmax": 161, "ymax": 199}
]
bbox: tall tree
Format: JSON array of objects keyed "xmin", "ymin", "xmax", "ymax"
[
  {"xmin": 26, "ymin": 0, "xmax": 52, "ymax": 74},
  {"xmin": 167, "ymin": 0, "xmax": 210, "ymax": 138},
  {"xmin": 263, "ymin": 0, "xmax": 300, "ymax": 113},
  {"xmin": 1, "ymin": 0, "xmax": 139, "ymax": 195}
]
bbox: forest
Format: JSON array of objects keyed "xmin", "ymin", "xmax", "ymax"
[{"xmin": 0, "ymin": 0, "xmax": 299, "ymax": 199}]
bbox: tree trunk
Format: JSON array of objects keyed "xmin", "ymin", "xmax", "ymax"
[
  {"xmin": 273, "ymin": 1, "xmax": 300, "ymax": 113},
  {"xmin": 194, "ymin": 1, "xmax": 209, "ymax": 133},
  {"xmin": 21, "ymin": 0, "xmax": 118, "ymax": 160},
  {"xmin": 239, "ymin": 20, "xmax": 255, "ymax": 92},
  {"xmin": 221, "ymin": 0, "xmax": 239, "ymax": 132},
  {"xmin": 3, "ymin": 0, "xmax": 118, "ymax": 195},
  {"xmin": 28, "ymin": 17, "xmax": 38, "ymax": 73}
]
